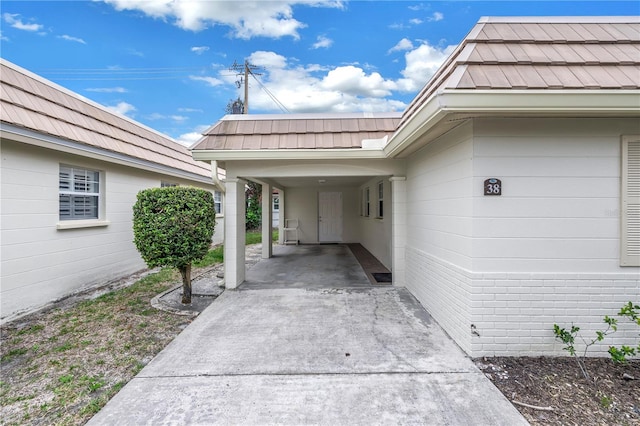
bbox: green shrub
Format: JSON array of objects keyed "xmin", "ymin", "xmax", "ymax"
[{"xmin": 132, "ymin": 187, "xmax": 215, "ymax": 303}]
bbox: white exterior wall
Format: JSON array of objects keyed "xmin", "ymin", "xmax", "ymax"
[
  {"xmin": 404, "ymin": 122, "xmax": 475, "ymax": 354},
  {"xmin": 1, "ymin": 140, "xmax": 217, "ymax": 322},
  {"xmin": 357, "ymin": 177, "xmax": 392, "ymax": 269},
  {"xmin": 469, "ymin": 117, "xmax": 640, "ymax": 357},
  {"xmin": 284, "ymin": 186, "xmax": 359, "ymax": 244}
]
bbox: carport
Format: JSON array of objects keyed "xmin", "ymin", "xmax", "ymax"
[{"xmin": 191, "ymin": 112, "xmax": 408, "ymax": 290}]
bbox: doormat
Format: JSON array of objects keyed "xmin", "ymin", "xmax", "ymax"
[{"xmin": 372, "ymin": 273, "xmax": 392, "ymax": 283}]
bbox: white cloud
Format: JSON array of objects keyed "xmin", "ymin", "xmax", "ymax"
[
  {"xmin": 396, "ymin": 42, "xmax": 456, "ymax": 92},
  {"xmin": 178, "ymin": 107, "xmax": 203, "ymax": 113},
  {"xmin": 177, "ymin": 124, "xmax": 210, "ymax": 147},
  {"xmin": 105, "ymin": 101, "xmax": 136, "ymax": 116},
  {"xmin": 191, "ymin": 46, "xmax": 209, "ymax": 55},
  {"xmin": 127, "ymin": 48, "xmax": 144, "ymax": 57},
  {"xmin": 428, "ymin": 12, "xmax": 444, "ymax": 22},
  {"xmin": 321, "ymin": 66, "xmax": 396, "ymax": 98},
  {"xmin": 408, "ymin": 3, "xmax": 430, "ymax": 11},
  {"xmin": 312, "ymin": 35, "xmax": 333, "ymax": 49},
  {"xmin": 409, "ymin": 18, "xmax": 423, "ymax": 25},
  {"xmin": 3, "ymin": 13, "xmax": 43, "ymax": 32},
  {"xmin": 86, "ymin": 87, "xmax": 128, "ymax": 93},
  {"xmin": 190, "ymin": 75, "xmax": 224, "ymax": 87},
  {"xmin": 220, "ymin": 51, "xmax": 405, "ymax": 114},
  {"xmin": 387, "ymin": 38, "xmax": 414, "ymax": 54},
  {"xmin": 147, "ymin": 113, "xmax": 188, "ymax": 122},
  {"xmin": 0, "ymin": 31, "xmax": 8, "ymax": 41},
  {"xmin": 236, "ymin": 41, "xmax": 454, "ymax": 112},
  {"xmin": 59, "ymin": 34, "xmax": 86, "ymax": 44},
  {"xmin": 102, "ymin": 0, "xmax": 344, "ymax": 39},
  {"xmin": 248, "ymin": 51, "xmax": 287, "ymax": 69}
]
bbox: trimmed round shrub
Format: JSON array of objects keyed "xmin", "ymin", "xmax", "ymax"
[{"xmin": 132, "ymin": 186, "xmax": 215, "ymax": 303}]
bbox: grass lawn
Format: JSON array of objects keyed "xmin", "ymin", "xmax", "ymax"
[{"xmin": 0, "ymin": 232, "xmax": 272, "ymax": 425}]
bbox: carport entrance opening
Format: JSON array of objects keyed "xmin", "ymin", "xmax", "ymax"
[{"xmin": 241, "ymin": 244, "xmax": 391, "ymax": 290}]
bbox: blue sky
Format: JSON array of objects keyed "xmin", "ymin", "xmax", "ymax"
[{"xmin": 1, "ymin": 1, "xmax": 638, "ymax": 145}]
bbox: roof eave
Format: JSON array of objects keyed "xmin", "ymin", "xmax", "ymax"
[
  {"xmin": 386, "ymin": 89, "xmax": 640, "ymax": 158},
  {"xmin": 192, "ymin": 148, "xmax": 388, "ymax": 162},
  {"xmin": 1, "ymin": 123, "xmax": 216, "ymax": 185}
]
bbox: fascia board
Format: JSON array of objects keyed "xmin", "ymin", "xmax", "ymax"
[
  {"xmin": 386, "ymin": 89, "xmax": 640, "ymax": 158},
  {"xmin": 439, "ymin": 90, "xmax": 640, "ymax": 113},
  {"xmin": 384, "ymin": 95, "xmax": 449, "ymax": 158},
  {"xmin": 1, "ymin": 123, "xmax": 215, "ymax": 186},
  {"xmin": 192, "ymin": 148, "xmax": 387, "ymax": 161}
]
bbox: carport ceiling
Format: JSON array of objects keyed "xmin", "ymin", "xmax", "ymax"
[{"xmin": 255, "ymin": 175, "xmax": 378, "ymax": 189}]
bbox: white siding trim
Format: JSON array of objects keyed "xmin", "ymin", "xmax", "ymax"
[{"xmin": 621, "ymin": 135, "xmax": 640, "ymax": 266}]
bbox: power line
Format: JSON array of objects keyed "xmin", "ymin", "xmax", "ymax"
[{"xmin": 249, "ymin": 72, "xmax": 290, "ymax": 113}]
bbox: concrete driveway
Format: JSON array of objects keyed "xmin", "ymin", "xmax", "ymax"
[{"xmin": 88, "ymin": 246, "xmax": 527, "ymax": 425}]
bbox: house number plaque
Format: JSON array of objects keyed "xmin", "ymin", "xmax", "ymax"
[{"xmin": 484, "ymin": 178, "xmax": 502, "ymax": 196}]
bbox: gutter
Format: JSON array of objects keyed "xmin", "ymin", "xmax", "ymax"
[
  {"xmin": 192, "ymin": 147, "xmax": 388, "ymax": 162},
  {"xmin": 1, "ymin": 123, "xmax": 214, "ymax": 185},
  {"xmin": 385, "ymin": 89, "xmax": 640, "ymax": 158},
  {"xmin": 211, "ymin": 160, "xmax": 225, "ymax": 193}
]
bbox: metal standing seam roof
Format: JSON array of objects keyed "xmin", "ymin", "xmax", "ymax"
[
  {"xmin": 192, "ymin": 113, "xmax": 402, "ymax": 151},
  {"xmin": 401, "ymin": 16, "xmax": 640, "ymax": 126},
  {"xmin": 0, "ymin": 59, "xmax": 212, "ymax": 179}
]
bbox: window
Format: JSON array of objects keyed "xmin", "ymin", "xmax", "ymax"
[
  {"xmin": 273, "ymin": 195, "xmax": 280, "ymax": 211},
  {"xmin": 214, "ymin": 191, "xmax": 222, "ymax": 215},
  {"xmin": 365, "ymin": 187, "xmax": 370, "ymax": 217},
  {"xmin": 161, "ymin": 181, "xmax": 178, "ymax": 188},
  {"xmin": 621, "ymin": 135, "xmax": 640, "ymax": 266},
  {"xmin": 377, "ymin": 181, "xmax": 384, "ymax": 218},
  {"xmin": 59, "ymin": 165, "xmax": 100, "ymax": 220}
]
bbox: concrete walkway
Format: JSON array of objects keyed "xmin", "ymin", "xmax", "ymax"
[{"xmin": 88, "ymin": 246, "xmax": 527, "ymax": 425}]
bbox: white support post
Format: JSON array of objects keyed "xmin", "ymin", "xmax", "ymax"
[
  {"xmin": 390, "ymin": 177, "xmax": 407, "ymax": 287},
  {"xmin": 224, "ymin": 178, "xmax": 246, "ymax": 289},
  {"xmin": 262, "ymin": 183, "xmax": 273, "ymax": 259}
]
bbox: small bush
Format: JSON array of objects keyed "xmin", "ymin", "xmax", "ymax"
[{"xmin": 133, "ymin": 187, "xmax": 215, "ymax": 303}]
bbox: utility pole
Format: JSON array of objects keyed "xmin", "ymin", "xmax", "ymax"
[{"xmin": 229, "ymin": 60, "xmax": 263, "ymax": 114}]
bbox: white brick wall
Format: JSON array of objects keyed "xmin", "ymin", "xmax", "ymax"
[
  {"xmin": 1, "ymin": 140, "xmax": 217, "ymax": 322},
  {"xmin": 402, "ymin": 118, "xmax": 639, "ymax": 357},
  {"xmin": 406, "ymin": 247, "xmax": 473, "ymax": 354},
  {"xmin": 470, "ymin": 273, "xmax": 639, "ymax": 357}
]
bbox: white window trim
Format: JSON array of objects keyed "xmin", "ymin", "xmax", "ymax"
[
  {"xmin": 58, "ymin": 164, "xmax": 105, "ymax": 226},
  {"xmin": 57, "ymin": 219, "xmax": 111, "ymax": 230},
  {"xmin": 377, "ymin": 181, "xmax": 384, "ymax": 219},
  {"xmin": 621, "ymin": 135, "xmax": 640, "ymax": 266},
  {"xmin": 214, "ymin": 191, "xmax": 224, "ymax": 217},
  {"xmin": 364, "ymin": 187, "xmax": 370, "ymax": 217}
]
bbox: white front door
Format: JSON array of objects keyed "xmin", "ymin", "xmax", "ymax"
[{"xmin": 318, "ymin": 192, "xmax": 342, "ymax": 242}]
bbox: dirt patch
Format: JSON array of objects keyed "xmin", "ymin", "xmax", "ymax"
[{"xmin": 475, "ymin": 356, "xmax": 640, "ymax": 425}]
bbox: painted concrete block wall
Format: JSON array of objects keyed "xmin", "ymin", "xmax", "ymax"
[
  {"xmin": 469, "ymin": 118, "xmax": 640, "ymax": 357},
  {"xmin": 404, "ymin": 122, "xmax": 475, "ymax": 354},
  {"xmin": 284, "ymin": 186, "xmax": 359, "ymax": 244},
  {"xmin": 357, "ymin": 176, "xmax": 392, "ymax": 269},
  {"xmin": 1, "ymin": 140, "xmax": 216, "ymax": 322}
]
